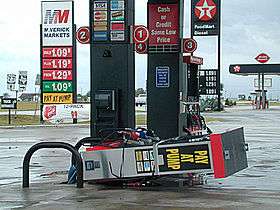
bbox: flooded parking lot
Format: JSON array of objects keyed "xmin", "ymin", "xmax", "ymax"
[{"xmin": 0, "ymin": 106, "xmax": 280, "ymax": 209}]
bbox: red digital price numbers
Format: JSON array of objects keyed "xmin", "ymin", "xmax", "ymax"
[
  {"xmin": 42, "ymin": 59, "xmax": 73, "ymax": 69},
  {"xmin": 42, "ymin": 47, "xmax": 72, "ymax": 58},
  {"xmin": 42, "ymin": 70, "xmax": 73, "ymax": 81}
]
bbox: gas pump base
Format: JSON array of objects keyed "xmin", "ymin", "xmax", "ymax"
[{"xmin": 81, "ymin": 128, "xmax": 248, "ymax": 183}]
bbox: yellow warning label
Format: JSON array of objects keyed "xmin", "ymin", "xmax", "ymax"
[
  {"xmin": 43, "ymin": 93, "xmax": 73, "ymax": 104},
  {"xmin": 166, "ymin": 148, "xmax": 209, "ymax": 170}
]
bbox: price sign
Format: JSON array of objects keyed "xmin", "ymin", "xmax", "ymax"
[
  {"xmin": 42, "ymin": 59, "xmax": 73, "ymax": 69},
  {"xmin": 42, "ymin": 47, "xmax": 73, "ymax": 58},
  {"xmin": 42, "ymin": 70, "xmax": 72, "ymax": 81},
  {"xmin": 43, "ymin": 81, "xmax": 73, "ymax": 93}
]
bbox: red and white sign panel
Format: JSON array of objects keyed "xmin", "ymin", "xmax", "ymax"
[
  {"xmin": 183, "ymin": 38, "xmax": 197, "ymax": 53},
  {"xmin": 42, "ymin": 59, "xmax": 73, "ymax": 69},
  {"xmin": 43, "ymin": 70, "xmax": 73, "ymax": 81},
  {"xmin": 148, "ymin": 4, "xmax": 179, "ymax": 46},
  {"xmin": 255, "ymin": 53, "xmax": 270, "ymax": 64},
  {"xmin": 183, "ymin": 56, "xmax": 203, "ymax": 65},
  {"xmin": 42, "ymin": 47, "xmax": 72, "ymax": 58},
  {"xmin": 133, "ymin": 25, "xmax": 149, "ymax": 43},
  {"xmin": 194, "ymin": 0, "xmax": 217, "ymax": 22},
  {"xmin": 41, "ymin": 1, "xmax": 73, "ymax": 46},
  {"xmin": 76, "ymin": 27, "xmax": 90, "ymax": 44},
  {"xmin": 135, "ymin": 42, "xmax": 148, "ymax": 54}
]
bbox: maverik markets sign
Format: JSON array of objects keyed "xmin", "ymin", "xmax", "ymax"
[
  {"xmin": 191, "ymin": 0, "xmax": 220, "ymax": 36},
  {"xmin": 41, "ymin": 0, "xmax": 76, "ymax": 108},
  {"xmin": 41, "ymin": 1, "xmax": 73, "ymax": 46}
]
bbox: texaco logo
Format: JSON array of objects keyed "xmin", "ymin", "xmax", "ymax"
[
  {"xmin": 234, "ymin": 66, "xmax": 241, "ymax": 73},
  {"xmin": 195, "ymin": 0, "xmax": 217, "ymax": 21}
]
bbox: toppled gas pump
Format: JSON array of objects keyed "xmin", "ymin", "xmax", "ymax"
[{"xmin": 76, "ymin": 126, "xmax": 248, "ymax": 186}]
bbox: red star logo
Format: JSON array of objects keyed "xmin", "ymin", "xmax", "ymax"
[
  {"xmin": 234, "ymin": 66, "xmax": 241, "ymax": 73},
  {"xmin": 195, "ymin": 0, "xmax": 217, "ymax": 22}
]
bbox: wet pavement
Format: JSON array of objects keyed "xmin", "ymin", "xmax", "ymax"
[{"xmin": 0, "ymin": 106, "xmax": 280, "ymax": 209}]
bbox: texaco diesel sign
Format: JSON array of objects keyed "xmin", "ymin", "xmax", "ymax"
[{"xmin": 191, "ymin": 0, "xmax": 220, "ymax": 36}]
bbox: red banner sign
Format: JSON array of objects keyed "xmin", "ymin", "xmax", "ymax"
[
  {"xmin": 148, "ymin": 4, "xmax": 179, "ymax": 46},
  {"xmin": 42, "ymin": 58, "xmax": 73, "ymax": 69},
  {"xmin": 42, "ymin": 70, "xmax": 73, "ymax": 81},
  {"xmin": 42, "ymin": 47, "xmax": 72, "ymax": 58}
]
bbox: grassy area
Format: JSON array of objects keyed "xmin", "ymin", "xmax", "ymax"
[
  {"xmin": 17, "ymin": 102, "xmax": 39, "ymax": 110},
  {"xmin": 0, "ymin": 112, "xmax": 220, "ymax": 126},
  {"xmin": 0, "ymin": 115, "xmax": 40, "ymax": 126},
  {"xmin": 136, "ymin": 115, "xmax": 147, "ymax": 125},
  {"xmin": 269, "ymin": 102, "xmax": 280, "ymax": 106},
  {"xmin": 0, "ymin": 102, "xmax": 39, "ymax": 112},
  {"xmin": 205, "ymin": 117, "xmax": 224, "ymax": 123}
]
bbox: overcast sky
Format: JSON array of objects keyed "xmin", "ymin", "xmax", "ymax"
[{"xmin": 0, "ymin": 0, "xmax": 280, "ymax": 99}]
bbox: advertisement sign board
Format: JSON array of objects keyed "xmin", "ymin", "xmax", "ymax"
[
  {"xmin": 191, "ymin": 0, "xmax": 220, "ymax": 36},
  {"xmin": 148, "ymin": 4, "xmax": 179, "ymax": 47},
  {"xmin": 41, "ymin": 0, "xmax": 76, "ymax": 111},
  {"xmin": 43, "ymin": 104, "xmax": 90, "ymax": 123},
  {"xmin": 43, "ymin": 93, "xmax": 73, "ymax": 104},
  {"xmin": 41, "ymin": 1, "xmax": 73, "ymax": 46}
]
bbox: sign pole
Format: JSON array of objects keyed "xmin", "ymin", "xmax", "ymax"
[
  {"xmin": 8, "ymin": 109, "xmax": 11, "ymax": 125},
  {"xmin": 15, "ymin": 90, "xmax": 18, "ymax": 119},
  {"xmin": 217, "ymin": 34, "xmax": 221, "ymax": 110},
  {"xmin": 40, "ymin": 24, "xmax": 43, "ymax": 124},
  {"xmin": 262, "ymin": 73, "xmax": 265, "ymax": 109},
  {"xmin": 217, "ymin": 1, "xmax": 221, "ymax": 111},
  {"xmin": 258, "ymin": 73, "xmax": 261, "ymax": 109}
]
